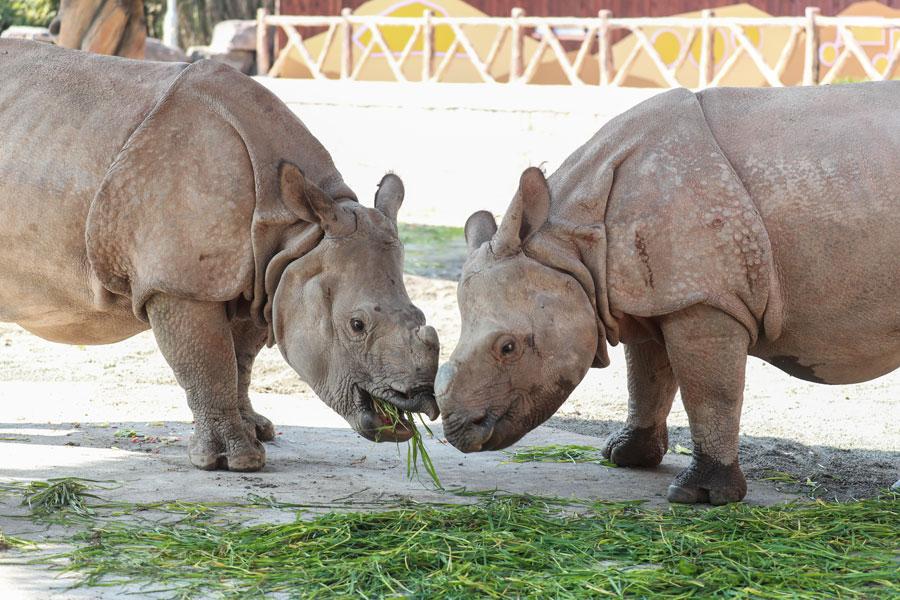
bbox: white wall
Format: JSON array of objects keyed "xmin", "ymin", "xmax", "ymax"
[{"xmin": 256, "ymin": 79, "xmax": 663, "ymax": 226}]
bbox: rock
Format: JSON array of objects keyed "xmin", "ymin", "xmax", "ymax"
[
  {"xmin": 145, "ymin": 38, "xmax": 188, "ymax": 62},
  {"xmin": 1, "ymin": 26, "xmax": 55, "ymax": 43},
  {"xmin": 208, "ymin": 20, "xmax": 257, "ymax": 53},
  {"xmin": 187, "ymin": 46, "xmax": 255, "ymax": 74}
]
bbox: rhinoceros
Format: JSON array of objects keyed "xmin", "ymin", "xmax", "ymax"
[
  {"xmin": 0, "ymin": 40, "xmax": 440, "ymax": 472},
  {"xmin": 436, "ymin": 82, "xmax": 900, "ymax": 504}
]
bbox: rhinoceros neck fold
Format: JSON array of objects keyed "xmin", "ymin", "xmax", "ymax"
[
  {"xmin": 261, "ymin": 222, "xmax": 325, "ymax": 346},
  {"xmin": 547, "ymin": 88, "xmax": 781, "ymax": 349},
  {"xmin": 186, "ymin": 66, "xmax": 357, "ymax": 332},
  {"xmin": 527, "ymin": 88, "xmax": 784, "ymax": 362}
]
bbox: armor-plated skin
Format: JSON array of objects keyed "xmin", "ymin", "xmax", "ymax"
[
  {"xmin": 0, "ymin": 40, "xmax": 439, "ymax": 472},
  {"xmin": 437, "ymin": 82, "xmax": 899, "ymax": 504}
]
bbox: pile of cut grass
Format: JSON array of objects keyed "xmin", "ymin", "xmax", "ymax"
[
  {"xmin": 20, "ymin": 478, "xmax": 102, "ymax": 521},
  {"xmin": 42, "ymin": 491, "xmax": 899, "ymax": 598},
  {"xmin": 503, "ymin": 444, "xmax": 617, "ymax": 467}
]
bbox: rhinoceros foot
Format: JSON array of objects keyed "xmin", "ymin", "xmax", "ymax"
[
  {"xmin": 189, "ymin": 413, "xmax": 266, "ymax": 472},
  {"xmin": 241, "ymin": 409, "xmax": 276, "ymax": 442},
  {"xmin": 667, "ymin": 454, "xmax": 746, "ymax": 505},
  {"xmin": 602, "ymin": 424, "xmax": 668, "ymax": 468}
]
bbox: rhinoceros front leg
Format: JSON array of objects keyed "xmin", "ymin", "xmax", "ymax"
[
  {"xmin": 660, "ymin": 304, "xmax": 749, "ymax": 505},
  {"xmin": 231, "ymin": 319, "xmax": 276, "ymax": 442},
  {"xmin": 602, "ymin": 339, "xmax": 677, "ymax": 467},
  {"xmin": 147, "ymin": 295, "xmax": 266, "ymax": 472}
]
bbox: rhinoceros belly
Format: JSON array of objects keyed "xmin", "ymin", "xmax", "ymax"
[{"xmin": 698, "ymin": 83, "xmax": 900, "ymax": 384}]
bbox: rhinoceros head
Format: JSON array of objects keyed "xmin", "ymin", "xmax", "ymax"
[
  {"xmin": 271, "ymin": 163, "xmax": 439, "ymax": 442},
  {"xmin": 436, "ymin": 168, "xmax": 597, "ymax": 452}
]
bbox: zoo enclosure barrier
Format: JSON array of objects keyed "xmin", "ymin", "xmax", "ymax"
[{"xmin": 255, "ymin": 7, "xmax": 900, "ymax": 87}]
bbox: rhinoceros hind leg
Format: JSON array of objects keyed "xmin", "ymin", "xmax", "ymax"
[
  {"xmin": 147, "ymin": 295, "xmax": 266, "ymax": 472},
  {"xmin": 232, "ymin": 319, "xmax": 276, "ymax": 442},
  {"xmin": 661, "ymin": 304, "xmax": 749, "ymax": 505},
  {"xmin": 603, "ymin": 339, "xmax": 677, "ymax": 468}
]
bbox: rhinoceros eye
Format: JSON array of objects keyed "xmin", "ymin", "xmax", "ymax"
[
  {"xmin": 501, "ymin": 341, "xmax": 516, "ymax": 356},
  {"xmin": 350, "ymin": 318, "xmax": 366, "ymax": 333}
]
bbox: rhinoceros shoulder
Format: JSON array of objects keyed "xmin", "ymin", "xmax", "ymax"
[
  {"xmin": 549, "ymin": 86, "xmax": 782, "ymax": 346},
  {"xmin": 86, "ymin": 58, "xmax": 353, "ymax": 326},
  {"xmin": 86, "ymin": 60, "xmax": 262, "ymax": 321}
]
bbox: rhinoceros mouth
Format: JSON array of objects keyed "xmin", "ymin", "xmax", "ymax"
[{"xmin": 351, "ymin": 385, "xmax": 415, "ymax": 443}]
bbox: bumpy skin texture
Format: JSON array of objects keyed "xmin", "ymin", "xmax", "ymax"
[
  {"xmin": 437, "ymin": 82, "xmax": 900, "ymax": 504},
  {"xmin": 0, "ymin": 41, "xmax": 440, "ymax": 472}
]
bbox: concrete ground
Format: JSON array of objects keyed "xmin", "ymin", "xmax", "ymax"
[{"xmin": 1, "ymin": 272, "xmax": 897, "ymax": 597}]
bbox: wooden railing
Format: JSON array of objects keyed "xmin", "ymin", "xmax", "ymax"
[{"xmin": 256, "ymin": 7, "xmax": 900, "ymax": 87}]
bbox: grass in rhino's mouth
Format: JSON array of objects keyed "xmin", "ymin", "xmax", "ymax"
[
  {"xmin": 373, "ymin": 398, "xmax": 442, "ymax": 489},
  {"xmin": 3, "ymin": 481, "xmax": 897, "ymax": 599}
]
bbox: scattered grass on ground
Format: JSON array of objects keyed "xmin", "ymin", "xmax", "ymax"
[
  {"xmin": 0, "ymin": 530, "xmax": 31, "ymax": 551},
  {"xmin": 113, "ymin": 428, "xmax": 139, "ymax": 439},
  {"xmin": 671, "ymin": 443, "xmax": 693, "ymax": 455},
  {"xmin": 19, "ymin": 478, "xmax": 100, "ymax": 521},
  {"xmin": 503, "ymin": 444, "xmax": 617, "ymax": 467},
  {"xmin": 373, "ymin": 399, "xmax": 442, "ymax": 489},
  {"xmin": 24, "ymin": 490, "xmax": 898, "ymax": 599}
]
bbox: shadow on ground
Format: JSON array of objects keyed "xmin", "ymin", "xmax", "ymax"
[{"xmin": 546, "ymin": 415, "xmax": 899, "ymax": 500}]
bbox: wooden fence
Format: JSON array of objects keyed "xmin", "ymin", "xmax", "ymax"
[{"xmin": 256, "ymin": 8, "xmax": 900, "ymax": 87}]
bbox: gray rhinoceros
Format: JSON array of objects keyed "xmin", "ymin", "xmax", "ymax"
[
  {"xmin": 436, "ymin": 82, "xmax": 900, "ymax": 504},
  {"xmin": 0, "ymin": 40, "xmax": 439, "ymax": 472}
]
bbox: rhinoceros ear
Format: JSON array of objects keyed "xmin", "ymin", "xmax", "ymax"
[
  {"xmin": 279, "ymin": 161, "xmax": 355, "ymax": 236},
  {"xmin": 464, "ymin": 210, "xmax": 497, "ymax": 254},
  {"xmin": 374, "ymin": 173, "xmax": 404, "ymax": 223},
  {"xmin": 494, "ymin": 167, "xmax": 550, "ymax": 255}
]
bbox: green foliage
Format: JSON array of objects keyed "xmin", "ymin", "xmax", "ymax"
[
  {"xmin": 42, "ymin": 491, "xmax": 900, "ymax": 598},
  {"xmin": 503, "ymin": 444, "xmax": 618, "ymax": 466},
  {"xmin": 5, "ymin": 478, "xmax": 898, "ymax": 598},
  {"xmin": 145, "ymin": 0, "xmax": 271, "ymax": 48},
  {"xmin": 0, "ymin": 0, "xmax": 59, "ymax": 32}
]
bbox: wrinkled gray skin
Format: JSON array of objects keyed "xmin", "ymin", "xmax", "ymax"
[
  {"xmin": 0, "ymin": 40, "xmax": 439, "ymax": 472},
  {"xmin": 437, "ymin": 82, "xmax": 900, "ymax": 504}
]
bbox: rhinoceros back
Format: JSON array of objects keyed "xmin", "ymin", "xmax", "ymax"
[
  {"xmin": 695, "ymin": 83, "xmax": 900, "ymax": 371},
  {"xmin": 0, "ymin": 40, "xmax": 186, "ymax": 210},
  {"xmin": 0, "ymin": 41, "xmax": 187, "ymax": 330},
  {"xmin": 546, "ymin": 89, "xmax": 780, "ymax": 347},
  {"xmin": 2, "ymin": 40, "xmax": 353, "ymax": 331},
  {"xmin": 85, "ymin": 56, "xmax": 354, "ymax": 323}
]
